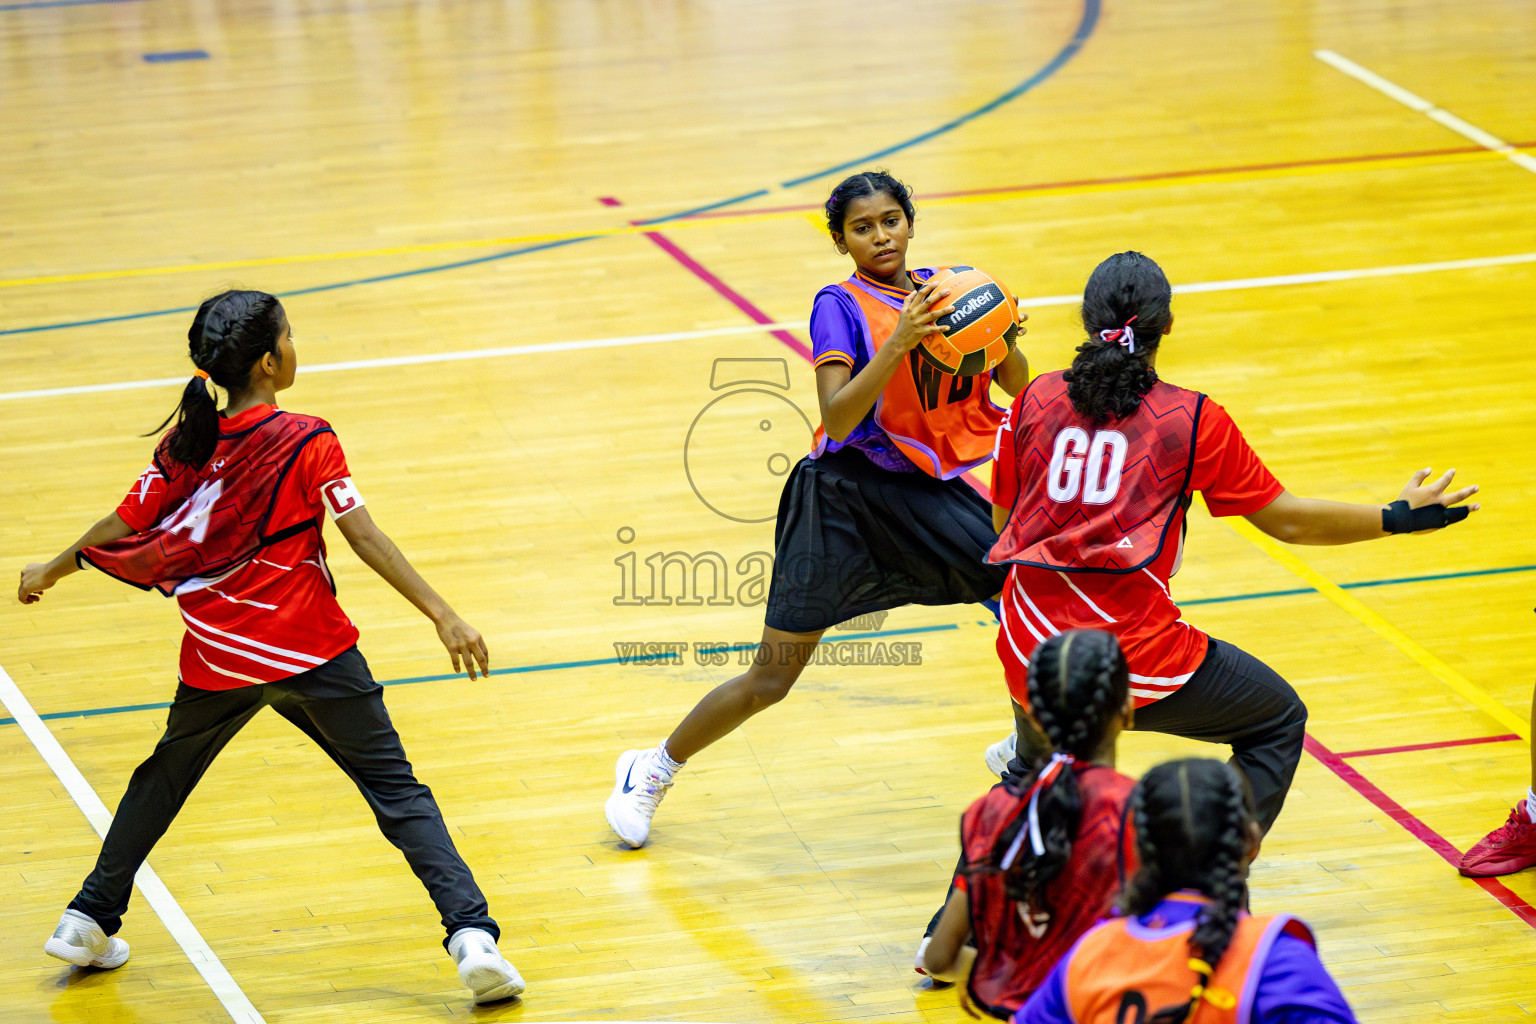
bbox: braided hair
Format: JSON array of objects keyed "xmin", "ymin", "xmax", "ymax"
[
  {"xmin": 149, "ymin": 290, "xmax": 288, "ymax": 468},
  {"xmin": 970, "ymin": 629, "xmax": 1130, "ymax": 911},
  {"xmin": 823, "ymin": 169, "xmax": 916, "ymax": 239},
  {"xmin": 1119, "ymin": 758, "xmax": 1255, "ymax": 1024},
  {"xmin": 1063, "ymin": 251, "xmax": 1172, "ymax": 422}
]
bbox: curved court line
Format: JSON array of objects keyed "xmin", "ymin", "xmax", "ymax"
[
  {"xmin": 0, "ymin": 0, "xmax": 1099, "ymax": 337},
  {"xmin": 778, "ymin": 0, "xmax": 1102, "ymax": 188},
  {"xmin": 15, "ymin": 134, "xmax": 1534, "ymax": 295},
  {"xmin": 6, "ymin": 562, "xmax": 1532, "ymax": 729}
]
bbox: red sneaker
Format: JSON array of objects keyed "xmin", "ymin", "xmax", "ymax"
[{"xmin": 1459, "ymin": 805, "xmax": 1536, "ymax": 877}]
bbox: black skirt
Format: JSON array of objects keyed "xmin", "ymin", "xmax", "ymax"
[{"xmin": 764, "ymin": 446, "xmax": 1008, "ymax": 634}]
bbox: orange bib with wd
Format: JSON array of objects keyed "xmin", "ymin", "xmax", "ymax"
[
  {"xmin": 1064, "ymin": 905, "xmax": 1316, "ymax": 1024},
  {"xmin": 813, "ymin": 269, "xmax": 1006, "ymax": 479}
]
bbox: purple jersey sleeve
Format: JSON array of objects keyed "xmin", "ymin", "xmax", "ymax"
[
  {"xmin": 810, "ymin": 287, "xmax": 863, "ymax": 369},
  {"xmin": 1254, "ymin": 934, "xmax": 1358, "ymax": 1024},
  {"xmin": 1011, "ymin": 955, "xmax": 1073, "ymax": 1024}
]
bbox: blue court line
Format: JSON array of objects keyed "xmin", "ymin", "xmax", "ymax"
[
  {"xmin": 0, "ymin": 623, "xmax": 958, "ymax": 728},
  {"xmin": 2, "ymin": 0, "xmax": 1100, "ymax": 335},
  {"xmin": 0, "ymin": 236, "xmax": 598, "ymax": 337},
  {"xmin": 1182, "ymin": 562, "xmax": 1536, "ymax": 607},
  {"xmin": 0, "ymin": 0, "xmax": 154, "ymax": 10},
  {"xmin": 143, "ymin": 50, "xmax": 209, "ymax": 63},
  {"xmin": 779, "ymin": 0, "xmax": 1102, "ymax": 188},
  {"xmin": 6, "ymin": 562, "xmax": 1533, "ymax": 729}
]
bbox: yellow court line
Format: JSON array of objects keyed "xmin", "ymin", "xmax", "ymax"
[
  {"xmin": 2, "ymin": 144, "xmax": 1528, "ymax": 292},
  {"xmin": 1221, "ymin": 514, "xmax": 1529, "ymax": 739}
]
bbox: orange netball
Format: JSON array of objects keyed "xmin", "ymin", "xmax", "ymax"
[{"xmin": 918, "ymin": 267, "xmax": 1019, "ymax": 376}]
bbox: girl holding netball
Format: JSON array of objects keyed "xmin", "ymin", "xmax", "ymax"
[
  {"xmin": 986, "ymin": 251, "xmax": 1477, "ymax": 833},
  {"xmin": 606, "ymin": 170, "xmax": 1029, "ymax": 848},
  {"xmin": 918, "ymin": 629, "xmax": 1136, "ymax": 1019},
  {"xmin": 18, "ymin": 291, "xmax": 523, "ymax": 1004},
  {"xmin": 1016, "ymin": 758, "xmax": 1357, "ymax": 1023}
]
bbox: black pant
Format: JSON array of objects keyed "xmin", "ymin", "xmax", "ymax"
[
  {"xmin": 1010, "ymin": 637, "xmax": 1306, "ymax": 835},
  {"xmin": 69, "ymin": 647, "xmax": 497, "ymax": 949}
]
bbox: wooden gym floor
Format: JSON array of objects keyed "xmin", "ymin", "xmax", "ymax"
[{"xmin": 3, "ymin": 1, "xmax": 1535, "ymax": 1021}]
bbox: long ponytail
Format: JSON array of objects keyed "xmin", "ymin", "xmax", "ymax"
[
  {"xmin": 1063, "ymin": 251, "xmax": 1172, "ymax": 421},
  {"xmin": 971, "ymin": 629, "xmax": 1130, "ymax": 910},
  {"xmin": 148, "ymin": 290, "xmax": 287, "ymax": 468},
  {"xmin": 1119, "ymin": 758, "xmax": 1254, "ymax": 1024}
]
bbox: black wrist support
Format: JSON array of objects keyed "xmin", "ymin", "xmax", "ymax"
[{"xmin": 1382, "ymin": 499, "xmax": 1469, "ymax": 534}]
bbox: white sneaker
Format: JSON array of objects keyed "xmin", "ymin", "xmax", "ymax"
[
  {"xmin": 984, "ymin": 732, "xmax": 1017, "ymax": 778},
  {"xmin": 605, "ymin": 748, "xmax": 675, "ymax": 849},
  {"xmin": 44, "ymin": 909, "xmax": 130, "ymax": 969},
  {"xmin": 447, "ymin": 927, "xmax": 525, "ymax": 1004}
]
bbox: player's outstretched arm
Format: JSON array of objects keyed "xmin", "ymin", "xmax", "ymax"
[
  {"xmin": 1244, "ymin": 467, "xmax": 1479, "ymax": 545},
  {"xmin": 335, "ymin": 506, "xmax": 489, "ymax": 679},
  {"xmin": 17, "ymin": 512, "xmax": 134, "ymax": 604}
]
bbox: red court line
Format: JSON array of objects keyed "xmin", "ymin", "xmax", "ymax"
[
  {"xmin": 1304, "ymin": 734, "xmax": 1536, "ymax": 928},
  {"xmin": 675, "ymin": 140, "xmax": 1536, "ymax": 220},
  {"xmin": 1337, "ymin": 734, "xmax": 1521, "ymax": 758}
]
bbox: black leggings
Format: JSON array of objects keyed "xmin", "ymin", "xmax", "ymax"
[
  {"xmin": 1011, "ymin": 637, "xmax": 1307, "ymax": 834},
  {"xmin": 69, "ymin": 647, "xmax": 497, "ymax": 948}
]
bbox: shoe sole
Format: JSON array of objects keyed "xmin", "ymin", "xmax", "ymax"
[
  {"xmin": 605, "ymin": 751, "xmax": 648, "ymax": 849},
  {"xmin": 465, "ymin": 965, "xmax": 525, "ymax": 1003},
  {"xmin": 1459, "ymin": 858, "xmax": 1536, "ymax": 878},
  {"xmin": 45, "ymin": 937, "xmax": 129, "ymax": 970}
]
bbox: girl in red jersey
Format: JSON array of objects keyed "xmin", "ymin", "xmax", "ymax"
[
  {"xmin": 1016, "ymin": 758, "xmax": 1356, "ymax": 1024},
  {"xmin": 919, "ymin": 629, "xmax": 1137, "ymax": 1019},
  {"xmin": 986, "ymin": 251, "xmax": 1478, "ymax": 833},
  {"xmin": 606, "ymin": 170, "xmax": 1030, "ymax": 848},
  {"xmin": 18, "ymin": 291, "xmax": 523, "ymax": 1004}
]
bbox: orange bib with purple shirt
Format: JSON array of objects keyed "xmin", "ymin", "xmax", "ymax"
[
  {"xmin": 811, "ymin": 268, "xmax": 1006, "ymax": 480},
  {"xmin": 1063, "ymin": 898, "xmax": 1316, "ymax": 1024}
]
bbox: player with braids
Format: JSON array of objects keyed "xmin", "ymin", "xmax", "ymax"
[
  {"xmin": 606, "ymin": 170, "xmax": 1029, "ymax": 849},
  {"xmin": 917, "ymin": 630, "xmax": 1137, "ymax": 1018},
  {"xmin": 985, "ymin": 251, "xmax": 1479, "ymax": 834},
  {"xmin": 19, "ymin": 290, "xmax": 525, "ymax": 1005},
  {"xmin": 1016, "ymin": 758, "xmax": 1357, "ymax": 1024}
]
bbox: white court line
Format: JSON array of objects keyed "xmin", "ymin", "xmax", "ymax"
[
  {"xmin": 3, "ymin": 250, "xmax": 1536, "ymax": 404},
  {"xmin": 1315, "ymin": 50, "xmax": 1536, "ymax": 175},
  {"xmin": 0, "ymin": 663, "xmax": 266, "ymax": 1024}
]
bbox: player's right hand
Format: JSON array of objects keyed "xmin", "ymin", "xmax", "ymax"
[{"xmin": 889, "ymin": 282, "xmax": 951, "ymax": 353}]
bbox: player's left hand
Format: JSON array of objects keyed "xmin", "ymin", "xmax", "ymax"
[
  {"xmin": 1011, "ymin": 295, "xmax": 1029, "ymax": 337},
  {"xmin": 18, "ymin": 563, "xmax": 52, "ymax": 604},
  {"xmin": 436, "ymin": 614, "xmax": 490, "ymax": 679},
  {"xmin": 1397, "ymin": 467, "xmax": 1480, "ymax": 533}
]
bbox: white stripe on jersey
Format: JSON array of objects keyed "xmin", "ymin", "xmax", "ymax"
[
  {"xmin": 195, "ymin": 650, "xmax": 270, "ymax": 685},
  {"xmin": 183, "ymin": 623, "xmax": 315, "ymax": 674},
  {"xmin": 1055, "ymin": 571, "xmax": 1118, "ymax": 624},
  {"xmin": 1007, "ymin": 591, "xmax": 1049, "ymax": 644},
  {"xmin": 1140, "ymin": 567, "xmax": 1170, "ymax": 594},
  {"xmin": 180, "ymin": 610, "xmax": 327, "ymax": 666},
  {"xmin": 999, "ymin": 604, "xmax": 1032, "ymax": 665},
  {"xmin": 1129, "ymin": 670, "xmax": 1194, "ymax": 689},
  {"xmin": 207, "ymin": 587, "xmax": 279, "ymax": 611},
  {"xmin": 1015, "ymin": 581, "xmax": 1062, "ymax": 636}
]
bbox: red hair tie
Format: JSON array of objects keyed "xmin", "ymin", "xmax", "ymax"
[{"xmin": 1098, "ymin": 315, "xmax": 1139, "ymax": 353}]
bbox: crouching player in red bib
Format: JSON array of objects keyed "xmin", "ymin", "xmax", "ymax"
[
  {"xmin": 918, "ymin": 629, "xmax": 1136, "ymax": 1018},
  {"xmin": 1016, "ymin": 758, "xmax": 1357, "ymax": 1024},
  {"xmin": 17, "ymin": 291, "xmax": 523, "ymax": 1004},
  {"xmin": 987, "ymin": 251, "xmax": 1478, "ymax": 834}
]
